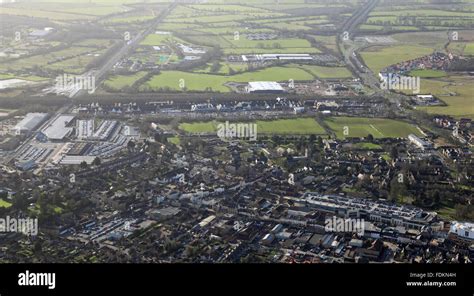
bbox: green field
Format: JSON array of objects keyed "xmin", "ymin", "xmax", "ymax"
[
  {"xmin": 140, "ymin": 34, "xmax": 183, "ymax": 46},
  {"xmin": 142, "ymin": 66, "xmax": 314, "ymax": 92},
  {"xmin": 104, "ymin": 71, "xmax": 147, "ymax": 90},
  {"xmin": 464, "ymin": 43, "xmax": 474, "ymax": 55},
  {"xmin": 194, "ymin": 62, "xmax": 249, "ymax": 75},
  {"xmin": 415, "ymin": 77, "xmax": 474, "ymax": 119},
  {"xmin": 360, "ymin": 45, "xmax": 433, "ymax": 74},
  {"xmin": 324, "ymin": 117, "xmax": 423, "ymax": 139},
  {"xmin": 104, "ymin": 15, "xmax": 155, "ymax": 24},
  {"xmin": 167, "ymin": 136, "xmax": 181, "ymax": 145},
  {"xmin": 294, "ymin": 64, "xmax": 353, "ymax": 79},
  {"xmin": 179, "ymin": 118, "xmax": 326, "ymax": 135},
  {"xmin": 398, "ymin": 76, "xmax": 474, "ymax": 118},
  {"xmin": 352, "ymin": 142, "xmax": 383, "ymax": 150},
  {"xmin": 409, "ymin": 69, "xmax": 446, "ymax": 78},
  {"xmin": 0, "ymin": 199, "xmax": 12, "ymax": 208}
]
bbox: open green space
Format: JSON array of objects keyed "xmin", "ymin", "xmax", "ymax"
[
  {"xmin": 324, "ymin": 117, "xmax": 423, "ymax": 139},
  {"xmin": 179, "ymin": 118, "xmax": 326, "ymax": 135},
  {"xmin": 294, "ymin": 64, "xmax": 352, "ymax": 79},
  {"xmin": 0, "ymin": 199, "xmax": 12, "ymax": 208},
  {"xmin": 103, "ymin": 71, "xmax": 147, "ymax": 90},
  {"xmin": 352, "ymin": 142, "xmax": 383, "ymax": 150},
  {"xmin": 142, "ymin": 66, "xmax": 314, "ymax": 92},
  {"xmin": 360, "ymin": 45, "xmax": 434, "ymax": 74},
  {"xmin": 409, "ymin": 69, "xmax": 446, "ymax": 78}
]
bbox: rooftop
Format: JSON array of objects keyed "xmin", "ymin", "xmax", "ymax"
[{"xmin": 43, "ymin": 115, "xmax": 75, "ymax": 140}]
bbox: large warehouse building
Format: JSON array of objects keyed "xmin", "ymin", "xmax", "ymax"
[
  {"xmin": 11, "ymin": 113, "xmax": 48, "ymax": 135},
  {"xmin": 246, "ymin": 81, "xmax": 284, "ymax": 94},
  {"xmin": 42, "ymin": 115, "xmax": 75, "ymax": 141}
]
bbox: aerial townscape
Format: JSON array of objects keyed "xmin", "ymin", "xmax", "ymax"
[{"xmin": 0, "ymin": 0, "xmax": 473, "ymax": 267}]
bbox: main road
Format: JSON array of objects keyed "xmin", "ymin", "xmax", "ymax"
[
  {"xmin": 4, "ymin": 3, "xmax": 178, "ymax": 164},
  {"xmin": 337, "ymin": 0, "xmax": 412, "ymax": 114},
  {"xmin": 70, "ymin": 1, "xmax": 177, "ymax": 98}
]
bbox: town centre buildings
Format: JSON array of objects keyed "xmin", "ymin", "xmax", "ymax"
[{"xmin": 298, "ymin": 193, "xmax": 437, "ymax": 230}]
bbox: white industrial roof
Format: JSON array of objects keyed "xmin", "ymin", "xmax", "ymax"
[
  {"xmin": 248, "ymin": 81, "xmax": 283, "ymax": 91},
  {"xmin": 43, "ymin": 115, "xmax": 75, "ymax": 140},
  {"xmin": 14, "ymin": 113, "xmax": 48, "ymax": 131}
]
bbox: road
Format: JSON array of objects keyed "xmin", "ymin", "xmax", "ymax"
[
  {"xmin": 71, "ymin": 2, "xmax": 177, "ymax": 98},
  {"xmin": 341, "ymin": 0, "xmax": 379, "ymax": 35},
  {"xmin": 338, "ymin": 0, "xmax": 412, "ymax": 115}
]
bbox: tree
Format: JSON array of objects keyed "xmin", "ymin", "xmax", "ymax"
[
  {"xmin": 127, "ymin": 140, "xmax": 136, "ymax": 151},
  {"xmin": 92, "ymin": 157, "xmax": 101, "ymax": 166},
  {"xmin": 210, "ymin": 61, "xmax": 221, "ymax": 73},
  {"xmin": 389, "ymin": 176, "xmax": 408, "ymax": 202},
  {"xmin": 390, "ymin": 146, "xmax": 399, "ymax": 159},
  {"xmin": 271, "ymin": 135, "xmax": 282, "ymax": 145},
  {"xmin": 79, "ymin": 161, "xmax": 88, "ymax": 169},
  {"xmin": 12, "ymin": 193, "xmax": 28, "ymax": 211}
]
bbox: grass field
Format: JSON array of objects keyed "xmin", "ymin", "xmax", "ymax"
[
  {"xmin": 409, "ymin": 69, "xmax": 446, "ymax": 78},
  {"xmin": 0, "ymin": 46, "xmax": 106, "ymax": 74},
  {"xmin": 360, "ymin": 45, "xmax": 433, "ymax": 74},
  {"xmin": 167, "ymin": 136, "xmax": 181, "ymax": 145},
  {"xmin": 464, "ymin": 43, "xmax": 474, "ymax": 55},
  {"xmin": 194, "ymin": 62, "xmax": 249, "ymax": 75},
  {"xmin": 417, "ymin": 77, "xmax": 474, "ymax": 119},
  {"xmin": 104, "ymin": 71, "xmax": 147, "ymax": 90},
  {"xmin": 324, "ymin": 117, "xmax": 423, "ymax": 139},
  {"xmin": 104, "ymin": 15, "xmax": 155, "ymax": 24},
  {"xmin": 220, "ymin": 36, "xmax": 320, "ymax": 54},
  {"xmin": 179, "ymin": 118, "xmax": 326, "ymax": 135},
  {"xmin": 397, "ymin": 76, "xmax": 474, "ymax": 118},
  {"xmin": 142, "ymin": 66, "xmax": 314, "ymax": 92},
  {"xmin": 0, "ymin": 199, "xmax": 12, "ymax": 208},
  {"xmin": 294, "ymin": 64, "xmax": 353, "ymax": 78},
  {"xmin": 140, "ymin": 33, "xmax": 184, "ymax": 46},
  {"xmin": 370, "ymin": 9, "xmax": 474, "ymax": 18},
  {"xmin": 352, "ymin": 142, "xmax": 383, "ymax": 150}
]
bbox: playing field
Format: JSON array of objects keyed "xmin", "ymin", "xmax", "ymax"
[
  {"xmin": 179, "ymin": 118, "xmax": 326, "ymax": 135},
  {"xmin": 324, "ymin": 117, "xmax": 423, "ymax": 139}
]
